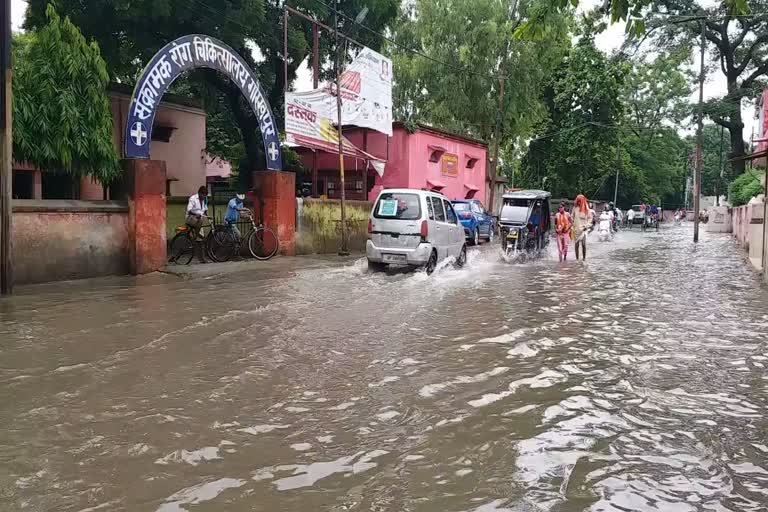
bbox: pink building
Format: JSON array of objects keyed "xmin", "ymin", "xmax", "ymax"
[
  {"xmin": 297, "ymin": 122, "xmax": 488, "ymax": 204},
  {"xmin": 12, "ymin": 84, "xmax": 207, "ymax": 200}
]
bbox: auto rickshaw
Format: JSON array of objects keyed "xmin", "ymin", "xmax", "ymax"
[{"xmin": 498, "ymin": 190, "xmax": 552, "ymax": 256}]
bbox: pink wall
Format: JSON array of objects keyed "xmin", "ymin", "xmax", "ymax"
[{"xmin": 299, "ymin": 124, "xmax": 488, "ymax": 205}]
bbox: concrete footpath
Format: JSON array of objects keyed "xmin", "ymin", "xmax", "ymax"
[
  {"xmin": 161, "ymin": 254, "xmax": 361, "ymax": 281},
  {"xmin": 7, "ymin": 254, "xmax": 361, "ymax": 297}
]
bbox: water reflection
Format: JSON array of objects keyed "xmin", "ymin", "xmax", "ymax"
[{"xmin": 1, "ymin": 225, "xmax": 767, "ymax": 511}]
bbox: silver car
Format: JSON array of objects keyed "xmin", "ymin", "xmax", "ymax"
[{"xmin": 366, "ymin": 189, "xmax": 467, "ymax": 274}]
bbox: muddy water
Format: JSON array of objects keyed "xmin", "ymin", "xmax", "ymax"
[{"xmin": 1, "ymin": 225, "xmax": 767, "ymax": 511}]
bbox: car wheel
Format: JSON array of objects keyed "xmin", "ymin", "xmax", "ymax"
[
  {"xmin": 425, "ymin": 250, "xmax": 438, "ymax": 275},
  {"xmin": 471, "ymin": 227, "xmax": 480, "ymax": 246},
  {"xmin": 455, "ymin": 245, "xmax": 467, "ymax": 268},
  {"xmin": 368, "ymin": 260, "xmax": 387, "ymax": 273}
]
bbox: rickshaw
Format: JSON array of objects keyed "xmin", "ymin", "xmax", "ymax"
[{"xmin": 498, "ymin": 190, "xmax": 552, "ymax": 256}]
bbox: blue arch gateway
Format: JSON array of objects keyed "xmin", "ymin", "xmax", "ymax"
[{"xmin": 124, "ymin": 34, "xmax": 283, "ymax": 171}]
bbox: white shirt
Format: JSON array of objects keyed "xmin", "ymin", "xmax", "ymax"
[
  {"xmin": 186, "ymin": 194, "xmax": 208, "ymax": 216},
  {"xmin": 627, "ymin": 209, "xmax": 635, "ymax": 220}
]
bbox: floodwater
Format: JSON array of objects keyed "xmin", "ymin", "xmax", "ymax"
[{"xmin": 1, "ymin": 224, "xmax": 767, "ymax": 511}]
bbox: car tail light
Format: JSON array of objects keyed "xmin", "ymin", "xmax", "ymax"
[
  {"xmin": 460, "ymin": 211, "xmax": 473, "ymax": 219},
  {"xmin": 367, "ymin": 219, "xmax": 373, "ymax": 236},
  {"xmin": 420, "ymin": 220, "xmax": 428, "ymax": 241}
]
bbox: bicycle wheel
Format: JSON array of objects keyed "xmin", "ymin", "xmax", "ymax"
[
  {"xmin": 248, "ymin": 226, "xmax": 279, "ymax": 260},
  {"xmin": 169, "ymin": 231, "xmax": 194, "ymax": 265},
  {"xmin": 208, "ymin": 229, "xmax": 237, "ymax": 262}
]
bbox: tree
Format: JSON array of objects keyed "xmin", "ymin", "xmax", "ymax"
[
  {"xmin": 519, "ymin": 35, "xmax": 629, "ymax": 199},
  {"xmin": 645, "ymin": 0, "xmax": 768, "ymax": 175},
  {"xmin": 13, "ymin": 5, "xmax": 119, "ymax": 183},
  {"xmin": 390, "ymin": 0, "xmax": 571, "ymax": 205},
  {"xmin": 623, "ymin": 48, "xmax": 692, "ymax": 142},
  {"xmin": 25, "ymin": 0, "xmax": 399, "ymax": 170},
  {"xmin": 684, "ymin": 123, "xmax": 730, "ymax": 197}
]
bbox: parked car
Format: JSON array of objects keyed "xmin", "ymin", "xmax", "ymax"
[
  {"xmin": 631, "ymin": 204, "xmax": 646, "ymax": 224},
  {"xmin": 367, "ymin": 189, "xmax": 467, "ymax": 274},
  {"xmin": 451, "ymin": 199, "xmax": 494, "ymax": 245}
]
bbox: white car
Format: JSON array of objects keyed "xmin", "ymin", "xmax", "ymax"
[{"xmin": 367, "ymin": 189, "xmax": 467, "ymax": 274}]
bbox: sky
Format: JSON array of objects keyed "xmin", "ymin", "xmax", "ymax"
[{"xmin": 9, "ymin": 0, "xmax": 757, "ymax": 138}]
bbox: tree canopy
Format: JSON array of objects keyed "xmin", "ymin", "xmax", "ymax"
[
  {"xmin": 25, "ymin": 0, "xmax": 399, "ymax": 171},
  {"xmin": 13, "ymin": 4, "xmax": 119, "ymax": 183}
]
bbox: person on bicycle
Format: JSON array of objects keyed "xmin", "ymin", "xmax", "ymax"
[{"xmin": 225, "ymin": 192, "xmax": 249, "ymax": 240}]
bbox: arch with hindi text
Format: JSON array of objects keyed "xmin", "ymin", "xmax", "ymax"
[{"xmin": 124, "ymin": 34, "xmax": 282, "ymax": 171}]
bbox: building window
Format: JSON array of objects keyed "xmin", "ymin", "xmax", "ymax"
[
  {"xmin": 42, "ymin": 173, "xmax": 79, "ymax": 199},
  {"xmin": 152, "ymin": 125, "xmax": 176, "ymax": 142},
  {"xmin": 428, "ymin": 145, "xmax": 447, "ymax": 163},
  {"xmin": 12, "ymin": 171, "xmax": 34, "ymax": 199},
  {"xmin": 466, "ymin": 157, "xmax": 479, "ymax": 169}
]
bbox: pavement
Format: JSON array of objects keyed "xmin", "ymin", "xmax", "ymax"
[{"xmin": 160, "ymin": 253, "xmax": 362, "ymax": 280}]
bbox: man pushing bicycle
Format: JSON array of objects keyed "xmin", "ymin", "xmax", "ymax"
[{"xmin": 225, "ymin": 192, "xmax": 250, "ymax": 240}]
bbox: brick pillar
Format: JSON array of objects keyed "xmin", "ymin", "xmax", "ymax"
[
  {"xmin": 252, "ymin": 170, "xmax": 296, "ymax": 255},
  {"xmin": 124, "ymin": 159, "xmax": 167, "ymax": 274}
]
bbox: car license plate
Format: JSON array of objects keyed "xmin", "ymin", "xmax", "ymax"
[
  {"xmin": 383, "ymin": 253, "xmax": 406, "ymax": 263},
  {"xmin": 506, "ymin": 232, "xmax": 518, "ymax": 239}
]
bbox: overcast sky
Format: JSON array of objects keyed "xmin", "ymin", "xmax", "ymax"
[{"xmin": 9, "ymin": 0, "xmax": 757, "ymax": 138}]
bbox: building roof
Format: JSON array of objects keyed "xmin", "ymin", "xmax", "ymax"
[
  {"xmin": 502, "ymin": 189, "xmax": 551, "ymax": 200},
  {"xmin": 393, "ymin": 121, "xmax": 488, "ymax": 148},
  {"xmin": 107, "ymin": 82, "xmax": 204, "ymax": 111}
]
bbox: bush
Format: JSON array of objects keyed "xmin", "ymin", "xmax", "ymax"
[{"xmin": 729, "ymin": 171, "xmax": 765, "ymax": 207}]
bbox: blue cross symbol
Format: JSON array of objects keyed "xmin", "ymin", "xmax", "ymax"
[
  {"xmin": 268, "ymin": 142, "xmax": 279, "ymax": 161},
  {"xmin": 130, "ymin": 122, "xmax": 148, "ymax": 146}
]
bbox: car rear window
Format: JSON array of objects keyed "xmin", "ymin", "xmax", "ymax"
[
  {"xmin": 452, "ymin": 202, "xmax": 470, "ymax": 211},
  {"xmin": 374, "ymin": 193, "xmax": 422, "ymax": 220}
]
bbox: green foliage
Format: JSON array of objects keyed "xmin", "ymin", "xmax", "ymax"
[
  {"xmin": 519, "ymin": 36, "xmax": 629, "ymax": 199},
  {"xmin": 13, "ymin": 5, "xmax": 119, "ymax": 182},
  {"xmin": 390, "ymin": 0, "xmax": 570, "ymax": 148},
  {"xmin": 25, "ymin": 0, "xmax": 399, "ymax": 170},
  {"xmin": 729, "ymin": 170, "xmax": 765, "ymax": 206}
]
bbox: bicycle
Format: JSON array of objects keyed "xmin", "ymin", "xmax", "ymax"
[
  {"xmin": 207, "ymin": 209, "xmax": 279, "ymax": 262},
  {"xmin": 168, "ymin": 215, "xmax": 215, "ymax": 265}
]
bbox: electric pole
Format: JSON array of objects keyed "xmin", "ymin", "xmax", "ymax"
[
  {"xmin": 488, "ymin": 0, "xmax": 519, "ymax": 214},
  {"xmin": 694, "ymin": 18, "xmax": 706, "ymax": 243},
  {"xmin": 613, "ymin": 133, "xmax": 620, "ymax": 205},
  {"xmin": 334, "ymin": 0, "xmax": 349, "ymax": 256},
  {"xmin": 1, "ymin": 0, "xmax": 12, "ymax": 295}
]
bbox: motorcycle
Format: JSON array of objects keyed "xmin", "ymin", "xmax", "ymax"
[{"xmin": 597, "ymin": 215, "xmax": 613, "ymax": 242}]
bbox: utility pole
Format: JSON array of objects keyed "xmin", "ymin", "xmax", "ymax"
[
  {"xmin": 1, "ymin": 0, "xmax": 12, "ymax": 295},
  {"xmin": 488, "ymin": 0, "xmax": 519, "ymax": 215},
  {"xmin": 694, "ymin": 18, "xmax": 706, "ymax": 243},
  {"xmin": 334, "ymin": 0, "xmax": 349, "ymax": 255},
  {"xmin": 613, "ymin": 133, "xmax": 620, "ymax": 205}
]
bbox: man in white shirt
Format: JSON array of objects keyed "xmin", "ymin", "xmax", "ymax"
[
  {"xmin": 185, "ymin": 186, "xmax": 210, "ymax": 262},
  {"xmin": 626, "ymin": 207, "xmax": 635, "ymax": 229}
]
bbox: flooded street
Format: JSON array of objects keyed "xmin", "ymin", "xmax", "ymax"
[{"xmin": 2, "ymin": 224, "xmax": 768, "ymax": 511}]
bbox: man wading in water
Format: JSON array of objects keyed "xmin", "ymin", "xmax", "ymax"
[{"xmin": 572, "ymin": 194, "xmax": 591, "ymax": 261}]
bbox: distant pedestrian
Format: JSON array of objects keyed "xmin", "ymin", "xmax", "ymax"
[
  {"xmin": 572, "ymin": 195, "xmax": 591, "ymax": 261},
  {"xmin": 555, "ymin": 202, "xmax": 572, "ymax": 262},
  {"xmin": 626, "ymin": 207, "xmax": 635, "ymax": 229}
]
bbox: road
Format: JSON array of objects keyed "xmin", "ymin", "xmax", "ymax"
[{"xmin": 1, "ymin": 224, "xmax": 767, "ymax": 511}]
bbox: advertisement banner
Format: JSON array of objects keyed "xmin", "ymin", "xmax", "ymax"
[{"xmin": 285, "ymin": 47, "xmax": 392, "ymax": 141}]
